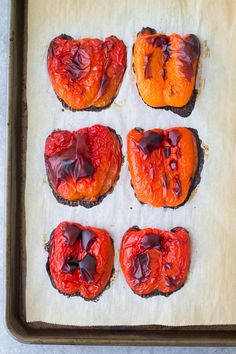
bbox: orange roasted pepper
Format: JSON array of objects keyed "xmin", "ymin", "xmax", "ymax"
[
  {"xmin": 127, "ymin": 127, "xmax": 203, "ymax": 208},
  {"xmin": 133, "ymin": 28, "xmax": 200, "ymax": 116}
]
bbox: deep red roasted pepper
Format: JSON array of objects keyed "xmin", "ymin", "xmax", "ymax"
[
  {"xmin": 120, "ymin": 226, "xmax": 190, "ymax": 296},
  {"xmin": 127, "ymin": 127, "xmax": 204, "ymax": 208},
  {"xmin": 44, "ymin": 124, "xmax": 122, "ymax": 207},
  {"xmin": 46, "ymin": 221, "xmax": 114, "ymax": 300},
  {"xmin": 47, "ymin": 34, "xmax": 127, "ymax": 110}
]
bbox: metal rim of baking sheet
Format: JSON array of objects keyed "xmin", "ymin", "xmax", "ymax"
[{"xmin": 4, "ymin": 0, "xmax": 236, "ymax": 346}]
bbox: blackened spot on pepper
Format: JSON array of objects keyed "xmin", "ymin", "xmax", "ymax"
[
  {"xmin": 44, "ymin": 241, "xmax": 50, "ymax": 252},
  {"xmin": 105, "ymin": 38, "xmax": 114, "ymax": 51},
  {"xmin": 47, "ymin": 34, "xmax": 73, "ymax": 60},
  {"xmin": 176, "ymin": 147, "xmax": 182, "ymax": 158},
  {"xmin": 162, "ymin": 67, "xmax": 167, "ymax": 81},
  {"xmin": 144, "ymin": 54, "xmax": 153, "ymax": 79},
  {"xmin": 170, "ymin": 160, "xmax": 178, "ymax": 170},
  {"xmin": 47, "ymin": 43, "xmax": 55, "ymax": 61},
  {"xmin": 166, "ymin": 276, "xmax": 182, "ymax": 288},
  {"xmin": 60, "ymin": 34, "xmax": 73, "ymax": 41},
  {"xmin": 81, "ymin": 229, "xmax": 96, "ymax": 251},
  {"xmin": 173, "ymin": 176, "xmax": 182, "ymax": 197},
  {"xmin": 140, "ymin": 27, "xmax": 157, "ymax": 35},
  {"xmin": 149, "ymin": 165, "xmax": 154, "ymax": 179},
  {"xmin": 132, "ymin": 43, "xmax": 135, "ymax": 56},
  {"xmin": 187, "ymin": 34, "xmax": 200, "ymax": 52},
  {"xmin": 46, "ymin": 132, "xmax": 95, "ymax": 189},
  {"xmin": 145, "ymin": 35, "xmax": 168, "ymax": 49},
  {"xmin": 63, "ymin": 224, "xmax": 81, "ymax": 246},
  {"xmin": 163, "ymin": 173, "xmax": 169, "ymax": 189},
  {"xmin": 67, "ymin": 47, "xmax": 91, "ymax": 80},
  {"xmin": 131, "ymin": 253, "xmax": 150, "ymax": 284},
  {"xmin": 79, "ymin": 253, "xmax": 97, "ymax": 283},
  {"xmin": 164, "ymin": 262, "xmax": 173, "ymax": 270},
  {"xmin": 171, "ymin": 227, "xmax": 178, "ymax": 233},
  {"xmin": 163, "ymin": 47, "xmax": 170, "ymax": 61},
  {"xmin": 164, "ymin": 146, "xmax": 171, "ymax": 158},
  {"xmin": 177, "ymin": 34, "xmax": 200, "ymax": 81},
  {"xmin": 97, "ymin": 73, "xmax": 110, "ymax": 97},
  {"xmin": 61, "ymin": 256, "xmax": 79, "ymax": 273},
  {"xmin": 73, "ymin": 156, "xmax": 94, "ymax": 179},
  {"xmin": 55, "ymin": 159, "xmax": 74, "ymax": 180},
  {"xmin": 141, "ymin": 233, "xmax": 162, "ymax": 251},
  {"xmin": 171, "ymin": 226, "xmax": 183, "ymax": 233},
  {"xmin": 137, "ymin": 131, "xmax": 164, "ymax": 155},
  {"xmin": 134, "ymin": 127, "xmax": 144, "ymax": 133},
  {"xmin": 129, "ymin": 225, "xmax": 141, "ymax": 231},
  {"xmin": 144, "ymin": 35, "xmax": 170, "ymax": 81},
  {"xmin": 168, "ymin": 130, "xmax": 181, "ymax": 146}
]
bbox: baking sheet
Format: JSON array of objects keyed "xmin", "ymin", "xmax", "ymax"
[{"xmin": 25, "ymin": 0, "xmax": 236, "ymax": 326}]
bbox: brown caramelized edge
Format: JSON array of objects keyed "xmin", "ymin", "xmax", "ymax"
[
  {"xmin": 136, "ymin": 86, "xmax": 198, "ymax": 117},
  {"xmin": 157, "ymin": 89, "xmax": 198, "ymax": 118},
  {"xmin": 57, "ymin": 92, "xmax": 117, "ymax": 112}
]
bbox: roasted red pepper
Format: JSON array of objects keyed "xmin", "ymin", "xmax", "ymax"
[
  {"xmin": 46, "ymin": 221, "xmax": 114, "ymax": 300},
  {"xmin": 44, "ymin": 124, "xmax": 123, "ymax": 207},
  {"xmin": 127, "ymin": 127, "xmax": 204, "ymax": 208},
  {"xmin": 47, "ymin": 34, "xmax": 127, "ymax": 110},
  {"xmin": 120, "ymin": 226, "xmax": 190, "ymax": 296},
  {"xmin": 133, "ymin": 27, "xmax": 200, "ymax": 117}
]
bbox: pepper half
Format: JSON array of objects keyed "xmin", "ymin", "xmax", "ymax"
[
  {"xmin": 47, "ymin": 34, "xmax": 127, "ymax": 111},
  {"xmin": 44, "ymin": 124, "xmax": 123, "ymax": 207},
  {"xmin": 133, "ymin": 27, "xmax": 200, "ymax": 117},
  {"xmin": 120, "ymin": 226, "xmax": 190, "ymax": 296},
  {"xmin": 46, "ymin": 221, "xmax": 114, "ymax": 300},
  {"xmin": 127, "ymin": 127, "xmax": 204, "ymax": 208}
]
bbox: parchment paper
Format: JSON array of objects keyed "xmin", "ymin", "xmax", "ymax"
[{"xmin": 26, "ymin": 0, "xmax": 236, "ymax": 326}]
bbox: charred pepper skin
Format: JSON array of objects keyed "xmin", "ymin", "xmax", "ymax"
[
  {"xmin": 46, "ymin": 221, "xmax": 114, "ymax": 300},
  {"xmin": 47, "ymin": 34, "xmax": 127, "ymax": 111},
  {"xmin": 44, "ymin": 124, "xmax": 123, "ymax": 207},
  {"xmin": 120, "ymin": 226, "xmax": 190, "ymax": 297},
  {"xmin": 133, "ymin": 28, "xmax": 200, "ymax": 117},
  {"xmin": 127, "ymin": 127, "xmax": 204, "ymax": 208}
]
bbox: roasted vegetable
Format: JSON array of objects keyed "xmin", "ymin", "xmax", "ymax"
[
  {"xmin": 127, "ymin": 127, "xmax": 204, "ymax": 208},
  {"xmin": 46, "ymin": 221, "xmax": 114, "ymax": 300},
  {"xmin": 133, "ymin": 27, "xmax": 200, "ymax": 117},
  {"xmin": 45, "ymin": 124, "xmax": 122, "ymax": 207},
  {"xmin": 120, "ymin": 226, "xmax": 190, "ymax": 296},
  {"xmin": 47, "ymin": 34, "xmax": 127, "ymax": 110}
]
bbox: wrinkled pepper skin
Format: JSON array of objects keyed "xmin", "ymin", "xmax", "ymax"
[
  {"xmin": 46, "ymin": 221, "xmax": 114, "ymax": 300},
  {"xmin": 120, "ymin": 226, "xmax": 190, "ymax": 296},
  {"xmin": 47, "ymin": 34, "xmax": 127, "ymax": 111},
  {"xmin": 133, "ymin": 28, "xmax": 200, "ymax": 117},
  {"xmin": 44, "ymin": 124, "xmax": 122, "ymax": 207},
  {"xmin": 127, "ymin": 127, "xmax": 204, "ymax": 208}
]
